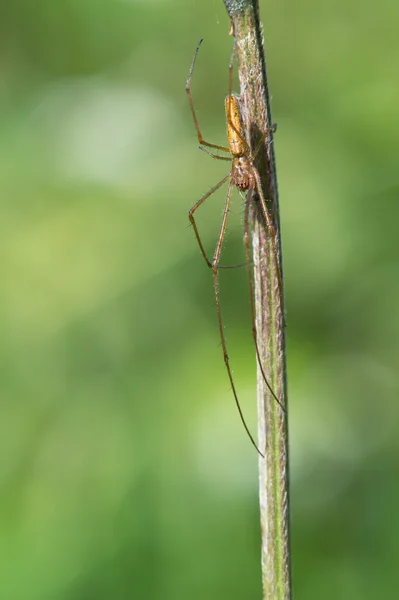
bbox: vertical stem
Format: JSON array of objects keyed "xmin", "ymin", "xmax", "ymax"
[{"xmin": 222, "ymin": 2, "xmax": 292, "ymax": 599}]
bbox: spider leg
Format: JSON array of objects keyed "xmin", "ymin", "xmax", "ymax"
[
  {"xmin": 186, "ymin": 39, "xmax": 230, "ymax": 154},
  {"xmin": 212, "ymin": 181, "xmax": 264, "ymax": 457},
  {"xmin": 228, "ymin": 41, "xmax": 236, "ymax": 96},
  {"xmin": 199, "ymin": 147, "xmax": 232, "ymax": 161},
  {"xmin": 188, "ymin": 175, "xmax": 230, "ymax": 268},
  {"xmin": 252, "ymin": 169, "xmax": 285, "ymax": 328},
  {"xmin": 252, "ymin": 124, "xmax": 277, "ymax": 160},
  {"xmin": 243, "ymin": 186, "xmax": 285, "ymax": 412}
]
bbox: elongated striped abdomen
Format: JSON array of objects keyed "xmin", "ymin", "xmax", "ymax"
[{"xmin": 225, "ymin": 95, "xmax": 244, "ymax": 157}]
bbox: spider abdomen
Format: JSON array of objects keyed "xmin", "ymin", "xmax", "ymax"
[{"xmin": 225, "ymin": 94, "xmax": 245, "ymax": 157}]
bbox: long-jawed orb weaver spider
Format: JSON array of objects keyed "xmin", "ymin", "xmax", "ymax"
[{"xmin": 186, "ymin": 39, "xmax": 284, "ymax": 456}]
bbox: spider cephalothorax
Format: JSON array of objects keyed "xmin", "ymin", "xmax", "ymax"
[{"xmin": 231, "ymin": 156, "xmax": 254, "ymax": 191}]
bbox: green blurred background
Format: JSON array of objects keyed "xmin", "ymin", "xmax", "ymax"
[{"xmin": 0, "ymin": 0, "xmax": 398, "ymax": 598}]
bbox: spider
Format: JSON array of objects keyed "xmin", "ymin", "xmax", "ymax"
[{"xmin": 185, "ymin": 39, "xmax": 284, "ymax": 456}]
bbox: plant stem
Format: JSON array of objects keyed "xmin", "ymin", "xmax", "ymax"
[{"xmin": 222, "ymin": 2, "xmax": 292, "ymax": 599}]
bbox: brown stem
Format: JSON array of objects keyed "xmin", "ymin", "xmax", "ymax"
[{"xmin": 222, "ymin": 1, "xmax": 292, "ymax": 599}]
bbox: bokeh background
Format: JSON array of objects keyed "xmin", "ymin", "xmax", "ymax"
[{"xmin": 1, "ymin": 0, "xmax": 398, "ymax": 598}]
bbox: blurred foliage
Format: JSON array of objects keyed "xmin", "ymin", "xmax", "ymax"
[{"xmin": 0, "ymin": 0, "xmax": 398, "ymax": 598}]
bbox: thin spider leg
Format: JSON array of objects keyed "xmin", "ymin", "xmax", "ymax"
[
  {"xmin": 212, "ymin": 180, "xmax": 232, "ymax": 265},
  {"xmin": 243, "ymin": 187, "xmax": 285, "ymax": 412},
  {"xmin": 252, "ymin": 123, "xmax": 277, "ymax": 160},
  {"xmin": 228, "ymin": 42, "xmax": 236, "ymax": 96},
  {"xmin": 188, "ymin": 174, "xmax": 230, "ymax": 268},
  {"xmin": 186, "ymin": 39, "xmax": 231, "ymax": 154},
  {"xmin": 199, "ymin": 147, "xmax": 233, "ymax": 161},
  {"xmin": 212, "ymin": 182, "xmax": 264, "ymax": 457},
  {"xmin": 252, "ymin": 169, "xmax": 285, "ymax": 323},
  {"xmin": 217, "ymin": 261, "xmax": 249, "ymax": 270}
]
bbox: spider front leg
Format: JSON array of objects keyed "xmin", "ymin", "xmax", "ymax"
[{"xmin": 186, "ymin": 39, "xmax": 231, "ymax": 154}]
